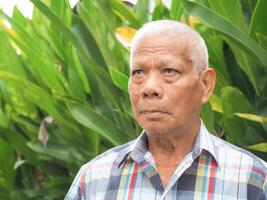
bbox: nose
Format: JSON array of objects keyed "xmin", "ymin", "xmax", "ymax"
[{"xmin": 142, "ymin": 73, "xmax": 163, "ymax": 99}]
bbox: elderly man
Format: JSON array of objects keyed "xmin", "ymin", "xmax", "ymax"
[{"xmin": 65, "ymin": 20, "xmax": 266, "ymax": 200}]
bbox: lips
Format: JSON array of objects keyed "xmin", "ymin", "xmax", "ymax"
[
  {"xmin": 142, "ymin": 109, "xmax": 166, "ymax": 114},
  {"xmin": 140, "ymin": 109, "xmax": 169, "ymax": 118}
]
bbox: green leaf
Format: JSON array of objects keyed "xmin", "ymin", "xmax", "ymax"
[
  {"xmin": 12, "ymin": 7, "xmax": 30, "ymax": 29},
  {"xmin": 29, "ymin": 0, "xmax": 119, "ymax": 112},
  {"xmin": 249, "ymin": 0, "xmax": 267, "ymax": 40},
  {"xmin": 0, "ymin": 108, "xmax": 9, "ymax": 127},
  {"xmin": 50, "ymin": 0, "xmax": 71, "ymax": 27},
  {"xmin": 109, "ymin": 0, "xmax": 142, "ymax": 28},
  {"xmin": 169, "ymin": 0, "xmax": 183, "ymax": 20},
  {"xmin": 0, "ymin": 10, "xmax": 41, "ymax": 55},
  {"xmin": 71, "ymin": 15, "xmax": 106, "ymax": 69},
  {"xmin": 247, "ymin": 143, "xmax": 267, "ymax": 153},
  {"xmin": 29, "ymin": 0, "xmax": 92, "ymax": 69},
  {"xmin": 0, "ymin": 31, "xmax": 37, "ymax": 118},
  {"xmin": 0, "ymin": 138, "xmax": 15, "ymax": 191},
  {"xmin": 27, "ymin": 142, "xmax": 70, "ymax": 162},
  {"xmin": 0, "ymin": 127, "xmax": 36, "ymax": 164},
  {"xmin": 71, "ymin": 47, "xmax": 90, "ymax": 94},
  {"xmin": 208, "ymin": 0, "xmax": 247, "ymax": 31},
  {"xmin": 0, "ymin": 31, "xmax": 26, "ymax": 76},
  {"xmin": 152, "ymin": 3, "xmax": 169, "ymax": 20},
  {"xmin": 66, "ymin": 48, "xmax": 86, "ymax": 101},
  {"xmin": 201, "ymin": 102, "xmax": 214, "ymax": 132},
  {"xmin": 0, "ymin": 71, "xmax": 78, "ymax": 133},
  {"xmin": 204, "ymin": 35, "xmax": 232, "ymax": 88},
  {"xmin": 223, "ymin": 42, "xmax": 257, "ymax": 101},
  {"xmin": 77, "ymin": 2, "xmax": 112, "ymax": 68},
  {"xmin": 134, "ymin": 0, "xmax": 150, "ymax": 21},
  {"xmin": 234, "ymin": 113, "xmax": 267, "ymax": 124},
  {"xmin": 14, "ymin": 160, "xmax": 26, "ymax": 170},
  {"xmin": 257, "ymin": 33, "xmax": 267, "ymax": 50},
  {"xmin": 221, "ymin": 87, "xmax": 265, "ymax": 146},
  {"xmin": 67, "ymin": 101, "xmax": 128, "ymax": 146},
  {"xmin": 181, "ymin": 0, "xmax": 267, "ymax": 67},
  {"xmin": 209, "ymin": 94, "xmax": 223, "ymax": 113},
  {"xmin": 0, "ymin": 19, "xmax": 67, "ymax": 92},
  {"xmin": 109, "ymin": 67, "xmax": 129, "ymax": 93}
]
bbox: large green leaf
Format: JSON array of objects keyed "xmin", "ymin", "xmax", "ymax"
[
  {"xmin": 67, "ymin": 101, "xmax": 128, "ymax": 146},
  {"xmin": 29, "ymin": 0, "xmax": 121, "ymax": 114},
  {"xmin": 249, "ymin": 0, "xmax": 267, "ymax": 41},
  {"xmin": 223, "ymin": 43, "xmax": 256, "ymax": 102},
  {"xmin": 181, "ymin": 0, "xmax": 267, "ymax": 67},
  {"xmin": 29, "ymin": 0, "xmax": 92, "ymax": 68},
  {"xmin": 221, "ymin": 87, "xmax": 265, "ymax": 146},
  {"xmin": 27, "ymin": 142, "xmax": 70, "ymax": 162},
  {"xmin": 0, "ymin": 71, "xmax": 78, "ymax": 133},
  {"xmin": 77, "ymin": 2, "xmax": 113, "ymax": 68},
  {"xmin": 71, "ymin": 15, "xmax": 106, "ymax": 69},
  {"xmin": 0, "ymin": 31, "xmax": 37, "ymax": 119},
  {"xmin": 0, "ymin": 13, "xmax": 67, "ymax": 92},
  {"xmin": 208, "ymin": 0, "xmax": 247, "ymax": 31},
  {"xmin": 203, "ymin": 35, "xmax": 232, "ymax": 89}
]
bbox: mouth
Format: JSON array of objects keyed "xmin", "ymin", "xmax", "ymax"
[{"xmin": 140, "ymin": 109, "xmax": 169, "ymax": 118}]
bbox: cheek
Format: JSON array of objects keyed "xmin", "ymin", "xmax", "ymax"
[
  {"xmin": 171, "ymin": 81, "xmax": 201, "ymax": 111},
  {"xmin": 129, "ymin": 87, "xmax": 140, "ymax": 108}
]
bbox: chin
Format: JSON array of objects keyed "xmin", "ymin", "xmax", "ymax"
[{"xmin": 141, "ymin": 122, "xmax": 175, "ymax": 135}]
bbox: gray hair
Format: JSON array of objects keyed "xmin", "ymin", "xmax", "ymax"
[{"xmin": 130, "ymin": 20, "xmax": 209, "ymax": 73}]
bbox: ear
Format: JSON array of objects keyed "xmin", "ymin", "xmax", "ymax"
[{"xmin": 200, "ymin": 68, "xmax": 216, "ymax": 104}]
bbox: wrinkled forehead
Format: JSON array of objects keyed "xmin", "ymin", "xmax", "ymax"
[
  {"xmin": 131, "ymin": 30, "xmax": 190, "ymax": 51},
  {"xmin": 130, "ymin": 33, "xmax": 193, "ymax": 66}
]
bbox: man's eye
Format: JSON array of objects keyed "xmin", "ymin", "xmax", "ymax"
[
  {"xmin": 163, "ymin": 68, "xmax": 179, "ymax": 75},
  {"xmin": 132, "ymin": 69, "xmax": 144, "ymax": 77}
]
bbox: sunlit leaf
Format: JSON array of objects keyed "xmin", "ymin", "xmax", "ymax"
[
  {"xmin": 109, "ymin": 67, "xmax": 129, "ymax": 93},
  {"xmin": 247, "ymin": 143, "xmax": 267, "ymax": 152},
  {"xmin": 234, "ymin": 113, "xmax": 267, "ymax": 124}
]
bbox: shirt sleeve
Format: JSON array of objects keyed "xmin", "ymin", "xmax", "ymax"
[
  {"xmin": 64, "ymin": 165, "xmax": 88, "ymax": 200},
  {"xmin": 263, "ymin": 174, "xmax": 267, "ymax": 200}
]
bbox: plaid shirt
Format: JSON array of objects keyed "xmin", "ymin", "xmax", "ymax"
[{"xmin": 65, "ymin": 121, "xmax": 267, "ymax": 200}]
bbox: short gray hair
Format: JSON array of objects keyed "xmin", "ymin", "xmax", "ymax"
[{"xmin": 130, "ymin": 20, "xmax": 209, "ymax": 73}]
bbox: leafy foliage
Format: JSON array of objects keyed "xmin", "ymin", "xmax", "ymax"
[{"xmin": 0, "ymin": 0, "xmax": 266, "ymax": 199}]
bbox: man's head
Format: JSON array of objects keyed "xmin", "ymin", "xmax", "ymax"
[
  {"xmin": 128, "ymin": 20, "xmax": 216, "ymax": 136},
  {"xmin": 130, "ymin": 20, "xmax": 209, "ymax": 73}
]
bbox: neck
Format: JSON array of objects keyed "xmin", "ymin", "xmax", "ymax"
[{"xmin": 147, "ymin": 119, "xmax": 200, "ymax": 167}]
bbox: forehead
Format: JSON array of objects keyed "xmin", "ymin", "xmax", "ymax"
[{"xmin": 131, "ymin": 34, "xmax": 190, "ymax": 66}]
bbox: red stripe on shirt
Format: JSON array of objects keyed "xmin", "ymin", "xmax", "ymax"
[
  {"xmin": 208, "ymin": 159, "xmax": 217, "ymax": 200},
  {"xmin": 128, "ymin": 162, "xmax": 139, "ymax": 200}
]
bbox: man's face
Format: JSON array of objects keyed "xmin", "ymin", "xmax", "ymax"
[{"xmin": 128, "ymin": 34, "xmax": 204, "ymax": 135}]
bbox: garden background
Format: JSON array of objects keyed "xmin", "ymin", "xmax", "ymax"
[{"xmin": 0, "ymin": 0, "xmax": 267, "ymax": 199}]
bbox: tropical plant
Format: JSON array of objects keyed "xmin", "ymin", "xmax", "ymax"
[{"xmin": 0, "ymin": 0, "xmax": 266, "ymax": 199}]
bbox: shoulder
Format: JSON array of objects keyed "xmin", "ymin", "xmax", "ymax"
[
  {"xmin": 79, "ymin": 139, "xmax": 135, "ymax": 175},
  {"xmin": 209, "ymin": 133, "xmax": 266, "ymax": 180},
  {"xmin": 65, "ymin": 140, "xmax": 136, "ymax": 199}
]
